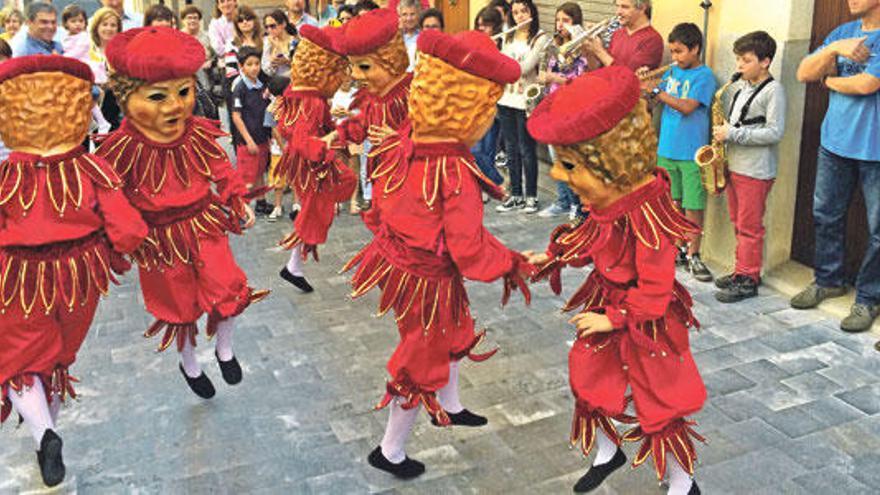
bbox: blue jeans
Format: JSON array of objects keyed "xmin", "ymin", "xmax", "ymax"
[
  {"xmin": 471, "ymin": 118, "xmax": 504, "ymax": 185},
  {"xmin": 813, "ymin": 146, "xmax": 880, "ymax": 305},
  {"xmin": 498, "ymin": 105, "xmax": 538, "ymax": 198}
]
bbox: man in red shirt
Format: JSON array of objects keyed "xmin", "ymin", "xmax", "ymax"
[{"xmin": 584, "ymin": 0, "xmax": 663, "ymax": 71}]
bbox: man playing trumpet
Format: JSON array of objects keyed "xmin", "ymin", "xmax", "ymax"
[{"xmin": 582, "ymin": 0, "xmax": 662, "ymax": 72}]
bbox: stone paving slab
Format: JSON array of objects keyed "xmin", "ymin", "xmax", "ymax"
[{"xmin": 2, "ymin": 174, "xmax": 880, "ymax": 494}]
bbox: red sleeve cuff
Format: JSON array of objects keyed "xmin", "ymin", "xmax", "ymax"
[{"xmin": 604, "ymin": 307, "xmax": 628, "ymax": 330}]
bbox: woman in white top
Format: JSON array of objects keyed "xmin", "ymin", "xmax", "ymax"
[
  {"xmin": 261, "ymin": 9, "xmax": 298, "ymax": 79},
  {"xmin": 495, "ymin": 0, "xmax": 549, "ymax": 214},
  {"xmin": 208, "ymin": 0, "xmax": 237, "ymax": 56},
  {"xmin": 88, "ymin": 7, "xmax": 122, "ymax": 131}
]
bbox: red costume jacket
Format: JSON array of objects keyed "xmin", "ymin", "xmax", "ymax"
[
  {"xmin": 344, "ymin": 141, "xmax": 529, "ymax": 423},
  {"xmin": 96, "ymin": 117, "xmax": 266, "ymax": 352},
  {"xmin": 334, "ymin": 73, "xmax": 412, "ymax": 187},
  {"xmin": 0, "ymin": 147, "xmax": 147, "ymax": 423},
  {"xmin": 274, "ymin": 88, "xmax": 356, "ymax": 254},
  {"xmin": 536, "ymin": 170, "xmax": 706, "ymax": 480},
  {"xmin": 96, "ymin": 117, "xmax": 249, "ymax": 269}
]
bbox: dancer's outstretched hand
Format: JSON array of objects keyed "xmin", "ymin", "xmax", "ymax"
[
  {"xmin": 241, "ymin": 203, "xmax": 256, "ymax": 229},
  {"xmin": 521, "ymin": 250, "xmax": 550, "ymax": 266},
  {"xmin": 571, "ymin": 312, "xmax": 613, "ymax": 339}
]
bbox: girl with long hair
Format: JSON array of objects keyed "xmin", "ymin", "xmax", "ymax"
[
  {"xmin": 495, "ymin": 0, "xmax": 549, "ymax": 214},
  {"xmin": 261, "ymin": 9, "xmax": 298, "ymax": 78}
]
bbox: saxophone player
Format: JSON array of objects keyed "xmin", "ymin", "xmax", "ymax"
[
  {"xmin": 641, "ymin": 23, "xmax": 717, "ymax": 283},
  {"xmin": 534, "ymin": 3, "xmax": 589, "ymax": 220},
  {"xmin": 712, "ymin": 32, "xmax": 786, "ymax": 304}
]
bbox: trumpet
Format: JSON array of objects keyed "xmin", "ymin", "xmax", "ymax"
[
  {"xmin": 557, "ymin": 17, "xmax": 618, "ymax": 59},
  {"xmin": 638, "ymin": 63, "xmax": 674, "ymax": 81},
  {"xmin": 491, "ymin": 18, "xmax": 533, "ymax": 41}
]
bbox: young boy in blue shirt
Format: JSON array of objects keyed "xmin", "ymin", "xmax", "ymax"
[{"xmin": 643, "ymin": 22, "xmax": 717, "ymax": 282}]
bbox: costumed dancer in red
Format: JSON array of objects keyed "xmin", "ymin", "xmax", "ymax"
[
  {"xmin": 274, "ymin": 24, "xmax": 357, "ymax": 292},
  {"xmin": 0, "ymin": 56, "xmax": 147, "ymax": 487},
  {"xmin": 327, "ymin": 8, "xmax": 412, "ymax": 227},
  {"xmin": 95, "ymin": 27, "xmax": 268, "ymax": 400},
  {"xmin": 524, "ymin": 66, "xmax": 706, "ymax": 494},
  {"xmin": 344, "ymin": 29, "xmax": 533, "ymax": 479}
]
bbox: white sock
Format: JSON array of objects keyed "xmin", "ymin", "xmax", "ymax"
[
  {"xmin": 179, "ymin": 337, "xmax": 202, "ymax": 378},
  {"xmin": 92, "ymin": 105, "xmax": 111, "ymax": 133},
  {"xmin": 48, "ymin": 393, "xmax": 62, "ymax": 424},
  {"xmin": 666, "ymin": 454, "xmax": 694, "ymax": 495},
  {"xmin": 436, "ymin": 360, "xmax": 464, "ymax": 414},
  {"xmin": 215, "ymin": 317, "xmax": 235, "ymax": 362},
  {"xmin": 9, "ymin": 378, "xmax": 54, "ymax": 446},
  {"xmin": 286, "ymin": 246, "xmax": 304, "ymax": 276},
  {"xmin": 593, "ymin": 427, "xmax": 618, "ymax": 466},
  {"xmin": 380, "ymin": 398, "xmax": 420, "ymax": 464}
]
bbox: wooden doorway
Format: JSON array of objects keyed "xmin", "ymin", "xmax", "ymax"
[
  {"xmin": 438, "ymin": 0, "xmax": 469, "ymax": 33},
  {"xmin": 790, "ymin": 0, "xmax": 867, "ymax": 278}
]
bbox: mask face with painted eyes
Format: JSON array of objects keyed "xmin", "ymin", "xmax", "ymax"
[
  {"xmin": 348, "ymin": 54, "xmax": 396, "ymax": 95},
  {"xmin": 125, "ymin": 77, "xmax": 196, "ymax": 143},
  {"xmin": 549, "ymin": 144, "xmax": 622, "ymax": 209}
]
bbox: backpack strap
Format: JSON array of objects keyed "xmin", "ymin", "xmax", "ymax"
[{"xmin": 731, "ymin": 76, "xmax": 774, "ymax": 128}]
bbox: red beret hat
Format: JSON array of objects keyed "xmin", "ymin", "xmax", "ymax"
[
  {"xmin": 105, "ymin": 26, "xmax": 205, "ymax": 82},
  {"xmin": 416, "ymin": 30, "xmax": 520, "ymax": 85},
  {"xmin": 527, "ymin": 66, "xmax": 641, "ymax": 145},
  {"xmin": 0, "ymin": 55, "xmax": 93, "ymax": 85},
  {"xmin": 334, "ymin": 8, "xmax": 399, "ymax": 55},
  {"xmin": 299, "ymin": 24, "xmax": 344, "ymax": 56}
]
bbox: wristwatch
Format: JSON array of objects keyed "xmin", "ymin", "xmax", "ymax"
[{"xmin": 650, "ymin": 87, "xmax": 662, "ymax": 99}]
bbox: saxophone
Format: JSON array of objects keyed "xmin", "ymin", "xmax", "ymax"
[{"xmin": 694, "ymin": 72, "xmax": 742, "ymax": 195}]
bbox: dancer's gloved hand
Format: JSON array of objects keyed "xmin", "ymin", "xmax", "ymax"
[
  {"xmin": 301, "ymin": 243, "xmax": 320, "ymax": 262},
  {"xmin": 501, "ymin": 252, "xmax": 535, "ymax": 307},
  {"xmin": 571, "ymin": 311, "xmax": 614, "ymax": 339},
  {"xmin": 241, "ymin": 203, "xmax": 256, "ymax": 229},
  {"xmin": 521, "ymin": 250, "xmax": 550, "ymax": 266}
]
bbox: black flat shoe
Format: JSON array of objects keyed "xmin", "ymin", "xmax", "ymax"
[
  {"xmin": 367, "ymin": 446, "xmax": 425, "ymax": 479},
  {"xmin": 179, "ymin": 364, "xmax": 216, "ymax": 399},
  {"xmin": 279, "ymin": 267, "xmax": 313, "ymax": 293},
  {"xmin": 688, "ymin": 481, "xmax": 701, "ymax": 495},
  {"xmin": 573, "ymin": 448, "xmax": 626, "ymax": 493},
  {"xmin": 216, "ymin": 351, "xmax": 243, "ymax": 385},
  {"xmin": 37, "ymin": 429, "xmax": 65, "ymax": 487},
  {"xmin": 431, "ymin": 409, "xmax": 488, "ymax": 427}
]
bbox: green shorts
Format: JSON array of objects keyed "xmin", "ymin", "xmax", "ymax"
[{"xmin": 657, "ymin": 157, "xmax": 706, "ymax": 211}]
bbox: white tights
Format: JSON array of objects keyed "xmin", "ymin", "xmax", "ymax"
[
  {"xmin": 379, "ymin": 398, "xmax": 420, "ymax": 464},
  {"xmin": 9, "ymin": 378, "xmax": 54, "ymax": 446}
]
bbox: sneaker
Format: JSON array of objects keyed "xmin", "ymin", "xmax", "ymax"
[
  {"xmin": 688, "ymin": 253, "xmax": 713, "ymax": 282},
  {"xmin": 522, "ymin": 197, "xmax": 539, "ymax": 214},
  {"xmin": 495, "ymin": 150, "xmax": 507, "ymax": 168},
  {"xmin": 715, "ymin": 273, "xmax": 736, "ymax": 289},
  {"xmin": 840, "ymin": 303, "xmax": 880, "ymax": 333},
  {"xmin": 538, "ymin": 202, "xmax": 567, "ymax": 218},
  {"xmin": 790, "ymin": 282, "xmax": 848, "ymax": 309},
  {"xmin": 715, "ymin": 275, "xmax": 758, "ymax": 303},
  {"xmin": 267, "ymin": 205, "xmax": 283, "ymax": 222},
  {"xmin": 495, "ymin": 196, "xmax": 524, "ymax": 212},
  {"xmin": 675, "ymin": 246, "xmax": 689, "ymax": 267},
  {"xmin": 289, "ymin": 203, "xmax": 301, "ymax": 222}
]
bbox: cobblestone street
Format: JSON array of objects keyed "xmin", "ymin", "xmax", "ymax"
[{"xmin": 2, "ymin": 190, "xmax": 880, "ymax": 494}]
